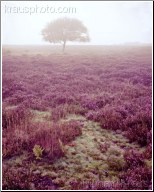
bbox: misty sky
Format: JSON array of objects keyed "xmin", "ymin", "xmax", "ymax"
[{"xmin": 1, "ymin": 1, "xmax": 153, "ymax": 45}]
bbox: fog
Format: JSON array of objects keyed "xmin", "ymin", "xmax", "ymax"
[{"xmin": 1, "ymin": 1, "xmax": 153, "ymax": 45}]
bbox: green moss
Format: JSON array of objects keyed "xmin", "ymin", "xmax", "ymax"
[
  {"xmin": 107, "ymin": 155, "xmax": 125, "ymax": 171},
  {"xmin": 107, "ymin": 147, "xmax": 122, "ymax": 157}
]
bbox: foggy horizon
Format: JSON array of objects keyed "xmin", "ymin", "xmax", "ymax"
[
  {"xmin": 1, "ymin": 1, "xmax": 153, "ymax": 45},
  {"xmin": 2, "ymin": 43, "xmax": 152, "ymax": 46}
]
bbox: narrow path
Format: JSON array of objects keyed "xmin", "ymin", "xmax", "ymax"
[{"xmin": 35, "ymin": 114, "xmax": 141, "ymax": 190}]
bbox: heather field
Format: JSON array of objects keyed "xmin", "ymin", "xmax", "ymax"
[{"xmin": 2, "ymin": 45, "xmax": 152, "ymax": 190}]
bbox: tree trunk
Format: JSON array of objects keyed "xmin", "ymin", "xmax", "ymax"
[{"xmin": 62, "ymin": 41, "xmax": 66, "ymax": 53}]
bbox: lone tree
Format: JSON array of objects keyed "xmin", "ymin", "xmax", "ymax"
[{"xmin": 42, "ymin": 17, "xmax": 90, "ymax": 52}]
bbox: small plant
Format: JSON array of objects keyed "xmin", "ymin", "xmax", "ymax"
[{"xmin": 33, "ymin": 144, "xmax": 44, "ymax": 160}]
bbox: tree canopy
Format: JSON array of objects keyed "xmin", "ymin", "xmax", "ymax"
[{"xmin": 42, "ymin": 18, "xmax": 90, "ymax": 52}]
